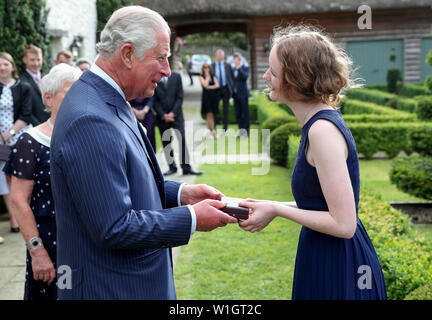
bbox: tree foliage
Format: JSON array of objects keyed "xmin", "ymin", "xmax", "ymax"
[
  {"xmin": 0, "ymin": 0, "xmax": 51, "ymax": 74},
  {"xmin": 183, "ymin": 32, "xmax": 248, "ymax": 51},
  {"xmin": 96, "ymin": 0, "xmax": 132, "ymax": 42}
]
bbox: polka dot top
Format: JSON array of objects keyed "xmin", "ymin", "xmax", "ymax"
[{"xmin": 7, "ymin": 128, "xmax": 54, "ymax": 218}]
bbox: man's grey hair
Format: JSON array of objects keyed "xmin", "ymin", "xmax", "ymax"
[
  {"xmin": 41, "ymin": 63, "xmax": 82, "ymax": 108},
  {"xmin": 96, "ymin": 6, "xmax": 171, "ymax": 60}
]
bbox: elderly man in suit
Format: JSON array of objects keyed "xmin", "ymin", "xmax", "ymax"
[
  {"xmin": 50, "ymin": 6, "xmax": 237, "ymax": 300},
  {"xmin": 232, "ymin": 53, "xmax": 250, "ymax": 137},
  {"xmin": 20, "ymin": 45, "xmax": 50, "ymax": 126},
  {"xmin": 154, "ymin": 71, "xmax": 202, "ymax": 176},
  {"xmin": 212, "ymin": 49, "xmax": 233, "ymax": 132}
]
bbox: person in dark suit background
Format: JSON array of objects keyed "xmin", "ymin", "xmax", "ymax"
[
  {"xmin": 19, "ymin": 45, "xmax": 50, "ymax": 126},
  {"xmin": 154, "ymin": 71, "xmax": 202, "ymax": 176},
  {"xmin": 232, "ymin": 53, "xmax": 250, "ymax": 137},
  {"xmin": 50, "ymin": 6, "xmax": 237, "ymax": 300},
  {"xmin": 212, "ymin": 49, "xmax": 233, "ymax": 133},
  {"xmin": 130, "ymin": 96, "xmax": 156, "ymax": 151}
]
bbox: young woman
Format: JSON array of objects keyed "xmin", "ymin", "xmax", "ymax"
[
  {"xmin": 199, "ymin": 63, "xmax": 219, "ymax": 137},
  {"xmin": 239, "ymin": 25, "xmax": 387, "ymax": 300},
  {"xmin": 0, "ymin": 52, "xmax": 32, "ymax": 233}
]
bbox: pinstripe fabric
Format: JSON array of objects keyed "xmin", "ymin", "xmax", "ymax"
[{"xmin": 50, "ymin": 71, "xmax": 192, "ymax": 299}]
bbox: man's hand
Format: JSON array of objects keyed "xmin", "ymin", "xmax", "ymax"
[
  {"xmin": 181, "ymin": 184, "xmax": 224, "ymax": 205},
  {"xmin": 163, "ymin": 112, "xmax": 175, "ymax": 123},
  {"xmin": 193, "ymin": 199, "xmax": 238, "ymax": 232}
]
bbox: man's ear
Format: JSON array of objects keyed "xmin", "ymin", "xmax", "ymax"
[
  {"xmin": 43, "ymin": 92, "xmax": 52, "ymax": 108},
  {"xmin": 119, "ymin": 43, "xmax": 135, "ymax": 69}
]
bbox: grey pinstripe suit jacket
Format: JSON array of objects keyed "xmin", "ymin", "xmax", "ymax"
[{"xmin": 50, "ymin": 71, "xmax": 192, "ymax": 299}]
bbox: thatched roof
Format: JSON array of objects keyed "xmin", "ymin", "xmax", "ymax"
[{"xmin": 133, "ymin": 0, "xmax": 432, "ymax": 17}]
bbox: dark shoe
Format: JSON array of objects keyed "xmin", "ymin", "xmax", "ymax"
[
  {"xmin": 10, "ymin": 227, "xmax": 20, "ymax": 233},
  {"xmin": 183, "ymin": 168, "xmax": 203, "ymax": 175},
  {"xmin": 163, "ymin": 167, "xmax": 177, "ymax": 176}
]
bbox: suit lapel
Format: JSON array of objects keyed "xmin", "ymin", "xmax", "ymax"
[
  {"xmin": 24, "ymin": 72, "xmax": 41, "ymax": 94},
  {"xmin": 82, "ymin": 71, "xmax": 166, "ymax": 207}
]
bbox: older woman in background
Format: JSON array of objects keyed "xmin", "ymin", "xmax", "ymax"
[
  {"xmin": 4, "ymin": 63, "xmax": 81, "ymax": 300},
  {"xmin": 0, "ymin": 52, "xmax": 33, "ymax": 234}
]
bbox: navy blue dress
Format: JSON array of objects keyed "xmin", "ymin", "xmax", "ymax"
[
  {"xmin": 4, "ymin": 130, "xmax": 57, "ymax": 300},
  {"xmin": 291, "ymin": 110, "xmax": 387, "ymax": 300}
]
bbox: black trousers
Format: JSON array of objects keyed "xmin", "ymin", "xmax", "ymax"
[
  {"xmin": 216, "ymin": 86, "xmax": 231, "ymax": 131},
  {"xmin": 157, "ymin": 119, "xmax": 191, "ymax": 170},
  {"xmin": 234, "ymin": 95, "xmax": 250, "ymax": 134}
]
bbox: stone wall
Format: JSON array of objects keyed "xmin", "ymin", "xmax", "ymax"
[{"xmin": 46, "ymin": 0, "xmax": 97, "ymax": 63}]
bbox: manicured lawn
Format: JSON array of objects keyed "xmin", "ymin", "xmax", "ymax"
[
  {"xmin": 174, "ymin": 163, "xmax": 300, "ymax": 299},
  {"xmin": 359, "ymin": 159, "xmax": 423, "ymax": 202},
  {"xmin": 201, "ymin": 124, "xmax": 265, "ymax": 155}
]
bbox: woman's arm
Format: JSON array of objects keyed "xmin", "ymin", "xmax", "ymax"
[
  {"xmin": 10, "ymin": 176, "xmax": 56, "ymax": 284},
  {"xmin": 209, "ymin": 76, "xmax": 220, "ymax": 90},
  {"xmin": 199, "ymin": 75, "xmax": 208, "ymax": 88},
  {"xmin": 240, "ymin": 120, "xmax": 357, "ymax": 239},
  {"xmin": 1, "ymin": 119, "xmax": 28, "ymax": 142}
]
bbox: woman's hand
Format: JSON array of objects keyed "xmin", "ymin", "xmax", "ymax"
[
  {"xmin": 29, "ymin": 246, "xmax": 56, "ymax": 284},
  {"xmin": 1, "ymin": 131, "xmax": 11, "ymax": 142},
  {"xmin": 238, "ymin": 199, "xmax": 278, "ymax": 233}
]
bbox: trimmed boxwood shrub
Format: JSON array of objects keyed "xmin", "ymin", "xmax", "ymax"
[
  {"xmin": 364, "ymin": 83, "xmax": 388, "ymax": 91},
  {"xmin": 267, "ymin": 119, "xmax": 432, "ymax": 162},
  {"xmin": 212, "ymin": 100, "xmax": 258, "ymax": 124},
  {"xmin": 341, "ymin": 98, "xmax": 416, "ymax": 118},
  {"xmin": 286, "ymin": 135, "xmax": 300, "ymax": 171},
  {"xmin": 389, "ymin": 155, "xmax": 432, "ymax": 200},
  {"xmin": 262, "ymin": 115, "xmax": 296, "ymax": 132},
  {"xmin": 400, "ymin": 83, "xmax": 431, "ymax": 98},
  {"xmin": 254, "ymin": 93, "xmax": 291, "ymax": 124},
  {"xmin": 346, "ymin": 88, "xmax": 394, "ymax": 105},
  {"xmin": 415, "ymin": 95, "xmax": 432, "ymax": 120},
  {"xmin": 269, "ymin": 123, "xmax": 301, "ymax": 165},
  {"xmin": 346, "ymin": 88, "xmax": 418, "ymax": 113},
  {"xmin": 359, "ymin": 189, "xmax": 432, "ymax": 299},
  {"xmin": 343, "ymin": 113, "xmax": 417, "ymax": 123},
  {"xmin": 387, "ymin": 68, "xmax": 403, "ymax": 93},
  {"xmin": 409, "ymin": 126, "xmax": 432, "ymax": 156},
  {"xmin": 404, "ymin": 284, "xmax": 432, "ymax": 300}
]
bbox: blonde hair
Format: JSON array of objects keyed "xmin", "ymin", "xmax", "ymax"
[
  {"xmin": 24, "ymin": 44, "xmax": 42, "ymax": 57},
  {"xmin": 0, "ymin": 52, "xmax": 18, "ymax": 78},
  {"xmin": 271, "ymin": 25, "xmax": 357, "ymax": 107}
]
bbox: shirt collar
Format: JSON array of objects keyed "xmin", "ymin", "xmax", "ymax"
[
  {"xmin": 89, "ymin": 62, "xmax": 126, "ymax": 101},
  {"xmin": 26, "ymin": 69, "xmax": 41, "ymax": 80}
]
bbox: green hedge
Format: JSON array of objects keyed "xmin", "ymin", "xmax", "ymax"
[
  {"xmin": 211, "ymin": 100, "xmax": 258, "ymax": 124},
  {"xmin": 416, "ymin": 95, "xmax": 432, "ymax": 120},
  {"xmin": 253, "ymin": 93, "xmax": 291, "ymax": 124},
  {"xmin": 389, "ymin": 155, "xmax": 432, "ymax": 200},
  {"xmin": 286, "ymin": 135, "xmax": 300, "ymax": 171},
  {"xmin": 262, "ymin": 115, "xmax": 296, "ymax": 132},
  {"xmin": 268, "ymin": 120, "xmax": 432, "ymax": 161},
  {"xmin": 400, "ymin": 83, "xmax": 431, "ymax": 98},
  {"xmin": 341, "ymin": 99, "xmax": 417, "ymax": 122},
  {"xmin": 346, "ymin": 88, "xmax": 418, "ymax": 113},
  {"xmin": 359, "ymin": 189, "xmax": 432, "ymax": 300},
  {"xmin": 269, "ymin": 123, "xmax": 302, "ymax": 165},
  {"xmin": 404, "ymin": 284, "xmax": 432, "ymax": 300},
  {"xmin": 410, "ymin": 126, "xmax": 432, "ymax": 156}
]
